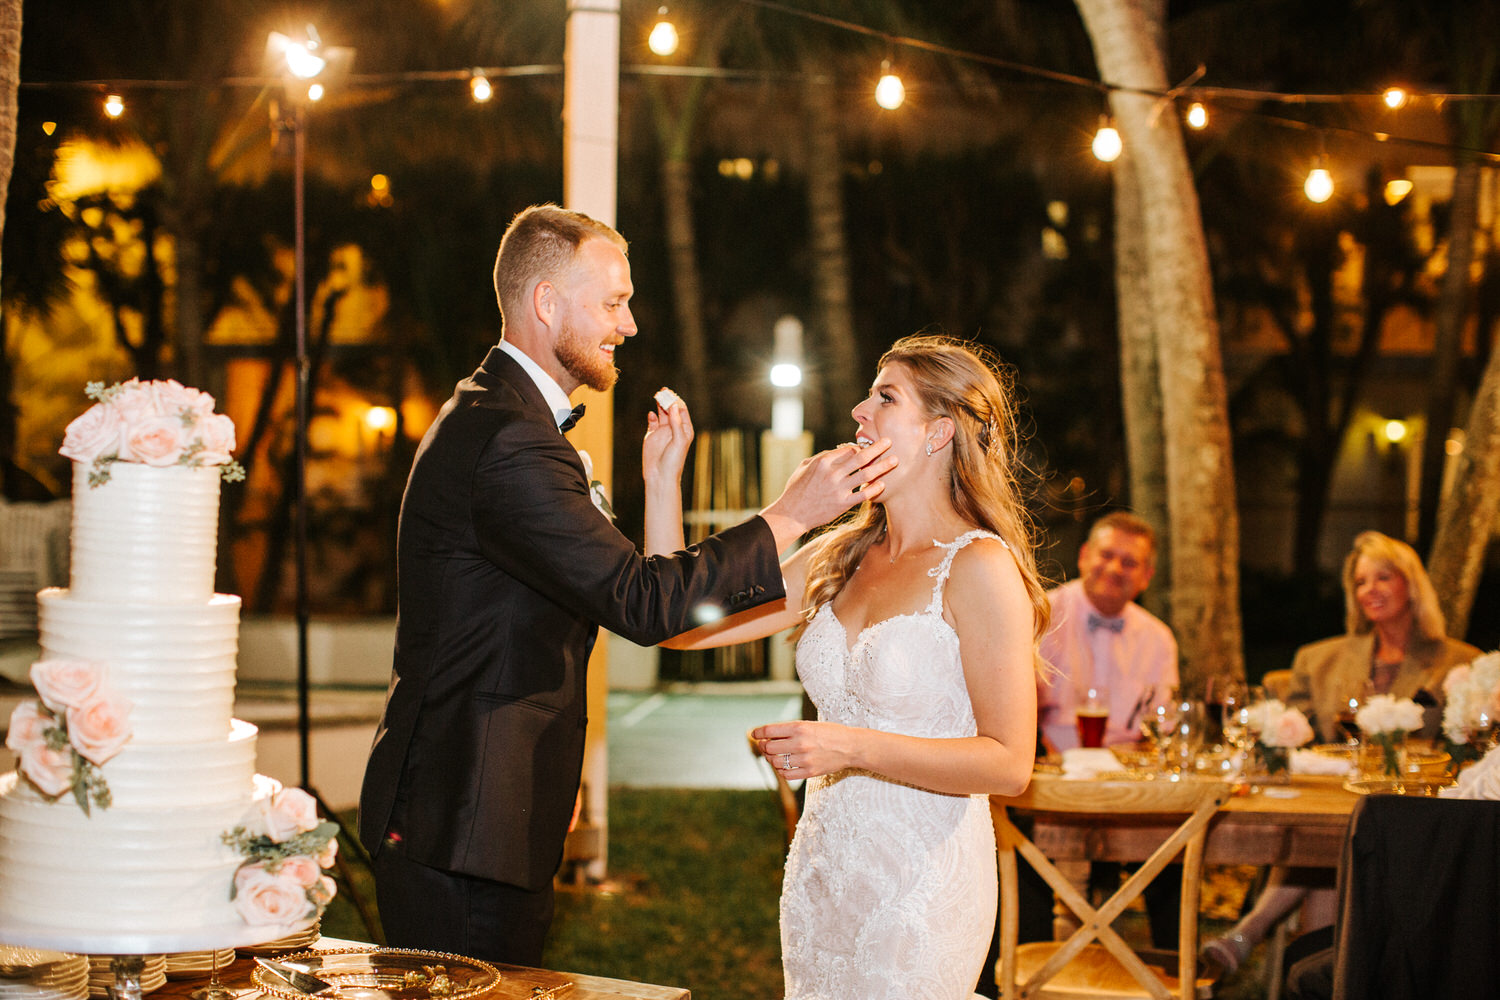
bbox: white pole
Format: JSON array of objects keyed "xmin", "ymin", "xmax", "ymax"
[{"xmin": 564, "ymin": 0, "xmax": 620, "ymax": 882}]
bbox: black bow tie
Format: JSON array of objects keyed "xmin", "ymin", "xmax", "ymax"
[
  {"xmin": 559, "ymin": 403, "xmax": 586, "ymax": 433},
  {"xmin": 1088, "ymin": 612, "xmax": 1124, "ymax": 633}
]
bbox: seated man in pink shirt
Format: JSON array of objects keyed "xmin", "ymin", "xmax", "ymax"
[
  {"xmin": 1038, "ymin": 511, "xmax": 1178, "ymax": 754},
  {"xmin": 1038, "ymin": 511, "xmax": 1181, "ymax": 948}
]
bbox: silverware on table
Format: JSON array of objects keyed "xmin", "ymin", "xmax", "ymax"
[{"xmin": 254, "ymin": 957, "xmax": 335, "ymax": 995}]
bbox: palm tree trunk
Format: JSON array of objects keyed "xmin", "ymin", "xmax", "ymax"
[
  {"xmin": 1428, "ymin": 315, "xmax": 1500, "ymax": 637},
  {"xmin": 1113, "ymin": 144, "xmax": 1170, "ymax": 612},
  {"xmin": 1417, "ymin": 157, "xmax": 1480, "ymax": 550},
  {"xmin": 1075, "ymin": 0, "xmax": 1243, "ymax": 688},
  {"xmin": 802, "ymin": 69, "xmax": 862, "ymax": 444}
]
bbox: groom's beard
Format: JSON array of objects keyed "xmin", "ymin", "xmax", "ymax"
[{"xmin": 555, "ymin": 318, "xmax": 619, "ymax": 393}]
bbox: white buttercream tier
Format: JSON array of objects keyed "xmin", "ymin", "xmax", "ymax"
[
  {"xmin": 37, "ymin": 590, "xmax": 240, "ymax": 743},
  {"xmin": 67, "ymin": 461, "xmax": 221, "ymax": 604},
  {"xmin": 0, "ymin": 758, "xmax": 294, "ymax": 944}
]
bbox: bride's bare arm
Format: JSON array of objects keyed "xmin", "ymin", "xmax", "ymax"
[{"xmin": 753, "ymin": 537, "xmax": 1036, "ymax": 796}]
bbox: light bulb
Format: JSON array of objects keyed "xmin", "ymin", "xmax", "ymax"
[
  {"xmin": 1092, "ymin": 120, "xmax": 1122, "ymax": 162},
  {"xmin": 770, "ymin": 363, "xmax": 802, "ymax": 388},
  {"xmin": 284, "ymin": 41, "xmax": 326, "ymax": 80},
  {"xmin": 1383, "ymin": 419, "xmax": 1408, "ymax": 444},
  {"xmin": 874, "ymin": 61, "xmax": 905, "ymax": 110},
  {"xmin": 1186, "ymin": 102, "xmax": 1208, "ymax": 130},
  {"xmin": 1304, "ymin": 165, "xmax": 1333, "ymax": 203},
  {"xmin": 1384, "ymin": 178, "xmax": 1413, "ymax": 205},
  {"xmin": 1382, "ymin": 87, "xmax": 1408, "ymax": 110},
  {"xmin": 306, "ymin": 82, "xmax": 325, "ymax": 102},
  {"xmin": 470, "ymin": 74, "xmax": 493, "ymax": 102},
  {"xmin": 103, "ymin": 94, "xmax": 124, "ymax": 118},
  {"xmin": 649, "ymin": 9, "xmax": 679, "ymax": 56}
]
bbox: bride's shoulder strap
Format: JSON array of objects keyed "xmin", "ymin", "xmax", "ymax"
[{"xmin": 925, "ymin": 529, "xmax": 1006, "ymax": 610}]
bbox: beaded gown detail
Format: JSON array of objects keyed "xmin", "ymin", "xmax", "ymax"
[{"xmin": 781, "ymin": 530, "xmax": 1001, "ymax": 1000}]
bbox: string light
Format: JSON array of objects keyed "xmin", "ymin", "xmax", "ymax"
[
  {"xmin": 306, "ymin": 82, "xmax": 325, "ymax": 102},
  {"xmin": 1382, "ymin": 86, "xmax": 1409, "ymax": 110},
  {"xmin": 1304, "ymin": 156, "xmax": 1334, "ymax": 203},
  {"xmin": 1185, "ymin": 101, "xmax": 1208, "ymax": 130},
  {"xmin": 470, "ymin": 71, "xmax": 493, "ymax": 103},
  {"xmin": 649, "ymin": 7, "xmax": 679, "ymax": 57},
  {"xmin": 874, "ymin": 58, "xmax": 905, "ymax": 110},
  {"xmin": 103, "ymin": 93, "xmax": 124, "ymax": 118},
  {"xmin": 1091, "ymin": 116, "xmax": 1122, "ymax": 162},
  {"xmin": 1384, "ymin": 178, "xmax": 1414, "ymax": 205}
]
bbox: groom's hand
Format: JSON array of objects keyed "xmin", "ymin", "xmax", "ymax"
[{"xmin": 759, "ymin": 439, "xmax": 896, "ymax": 553}]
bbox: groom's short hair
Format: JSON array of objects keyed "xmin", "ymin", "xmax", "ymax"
[{"xmin": 493, "ymin": 204, "xmax": 628, "ymax": 323}]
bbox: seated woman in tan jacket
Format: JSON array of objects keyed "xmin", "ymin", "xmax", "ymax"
[{"xmin": 1203, "ymin": 530, "xmax": 1481, "ymax": 976}]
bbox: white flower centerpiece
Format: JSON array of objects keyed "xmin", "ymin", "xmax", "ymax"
[
  {"xmin": 60, "ymin": 378, "xmax": 245, "ymax": 487},
  {"xmin": 1244, "ymin": 699, "xmax": 1314, "ymax": 779},
  {"xmin": 221, "ymin": 778, "xmax": 339, "ymax": 929},
  {"xmin": 1355, "ymin": 693, "xmax": 1425, "ymax": 779},
  {"xmin": 4, "ymin": 659, "xmax": 132, "ymax": 814},
  {"xmin": 1441, "ymin": 651, "xmax": 1500, "ymax": 770}
]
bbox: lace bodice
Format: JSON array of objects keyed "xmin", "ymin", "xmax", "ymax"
[{"xmin": 780, "ymin": 530, "xmax": 1002, "ymax": 1000}]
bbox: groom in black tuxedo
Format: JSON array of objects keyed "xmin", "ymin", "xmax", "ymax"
[{"xmin": 359, "ymin": 204, "xmax": 893, "ymax": 965}]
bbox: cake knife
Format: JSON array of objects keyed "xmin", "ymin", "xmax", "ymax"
[{"xmin": 254, "ymin": 957, "xmax": 336, "ymax": 995}]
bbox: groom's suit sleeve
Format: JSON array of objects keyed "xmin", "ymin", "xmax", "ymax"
[{"xmin": 472, "ymin": 407, "xmax": 783, "ymax": 643}]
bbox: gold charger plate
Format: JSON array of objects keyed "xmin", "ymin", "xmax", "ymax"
[
  {"xmin": 1342, "ymin": 778, "xmax": 1450, "ymax": 797},
  {"xmin": 251, "ymin": 948, "xmax": 501, "ymax": 1000}
]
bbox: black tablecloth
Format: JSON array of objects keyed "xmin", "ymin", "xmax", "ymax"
[{"xmin": 1333, "ymin": 794, "xmax": 1500, "ymax": 1000}]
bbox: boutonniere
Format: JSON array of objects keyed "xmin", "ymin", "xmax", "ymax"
[{"xmin": 576, "ymin": 449, "xmax": 614, "ymax": 520}]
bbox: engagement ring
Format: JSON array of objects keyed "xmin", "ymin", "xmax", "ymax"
[{"xmin": 782, "ymin": 754, "xmax": 791, "ymax": 769}]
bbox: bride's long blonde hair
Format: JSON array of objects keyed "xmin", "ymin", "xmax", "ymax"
[{"xmin": 800, "ymin": 334, "xmax": 1051, "ymax": 649}]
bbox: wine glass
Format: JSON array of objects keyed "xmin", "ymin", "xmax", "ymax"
[
  {"xmin": 1139, "ymin": 689, "xmax": 1181, "ymax": 770},
  {"xmin": 1220, "ymin": 681, "xmax": 1253, "ymax": 776},
  {"xmin": 1170, "ymin": 697, "xmax": 1207, "ymax": 773}
]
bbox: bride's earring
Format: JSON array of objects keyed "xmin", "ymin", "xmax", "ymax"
[{"xmin": 925, "ymin": 441, "xmax": 933, "ymax": 456}]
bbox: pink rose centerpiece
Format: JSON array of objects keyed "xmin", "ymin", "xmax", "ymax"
[
  {"xmin": 4, "ymin": 659, "xmax": 132, "ymax": 813},
  {"xmin": 1244, "ymin": 698, "xmax": 1314, "ymax": 777},
  {"xmin": 60, "ymin": 379, "xmax": 245, "ymax": 487},
  {"xmin": 221, "ymin": 779, "xmax": 339, "ymax": 929}
]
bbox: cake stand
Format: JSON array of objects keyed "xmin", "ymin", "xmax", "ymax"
[{"xmin": 0, "ymin": 917, "xmax": 311, "ymax": 1000}]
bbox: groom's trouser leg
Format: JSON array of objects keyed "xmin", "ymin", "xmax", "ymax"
[{"xmin": 372, "ymin": 846, "xmax": 555, "ymax": 966}]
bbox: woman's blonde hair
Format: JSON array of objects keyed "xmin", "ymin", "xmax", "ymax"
[
  {"xmin": 1341, "ymin": 530, "xmax": 1446, "ymax": 640},
  {"xmin": 800, "ymin": 333, "xmax": 1051, "ymax": 648}
]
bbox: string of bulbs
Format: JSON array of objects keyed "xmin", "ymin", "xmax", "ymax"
[{"xmin": 33, "ymin": 5, "xmax": 1500, "ymax": 205}]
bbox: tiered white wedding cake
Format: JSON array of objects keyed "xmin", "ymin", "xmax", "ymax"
[{"xmin": 0, "ymin": 380, "xmax": 335, "ymax": 949}]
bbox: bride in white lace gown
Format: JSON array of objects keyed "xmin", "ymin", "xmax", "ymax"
[{"xmin": 661, "ymin": 335, "xmax": 1051, "ymax": 1000}]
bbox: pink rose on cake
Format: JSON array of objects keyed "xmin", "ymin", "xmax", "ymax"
[
  {"xmin": 59, "ymin": 379, "xmax": 245, "ymax": 487},
  {"xmin": 222, "ymin": 778, "xmax": 340, "ymax": 928},
  {"xmin": 244, "ymin": 784, "xmax": 322, "ymax": 842},
  {"xmin": 66, "ymin": 689, "xmax": 134, "ymax": 765},
  {"xmin": 19, "ymin": 745, "xmax": 75, "ymax": 799},
  {"xmin": 7, "ymin": 659, "xmax": 129, "ymax": 813},
  {"xmin": 30, "ymin": 659, "xmax": 104, "ymax": 716},
  {"xmin": 232, "ymin": 862, "xmax": 318, "ymax": 926},
  {"xmin": 122, "ymin": 415, "xmax": 187, "ymax": 467}
]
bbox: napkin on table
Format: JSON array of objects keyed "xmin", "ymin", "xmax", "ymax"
[
  {"xmin": 1442, "ymin": 744, "xmax": 1500, "ymax": 799},
  {"xmin": 1290, "ymin": 749, "xmax": 1354, "ymax": 776},
  {"xmin": 1060, "ymin": 747, "xmax": 1125, "ymax": 780}
]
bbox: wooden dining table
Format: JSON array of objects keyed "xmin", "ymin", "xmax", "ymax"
[
  {"xmin": 999, "ymin": 770, "xmax": 1361, "ymax": 871},
  {"xmin": 151, "ymin": 940, "xmax": 690, "ymax": 1000}
]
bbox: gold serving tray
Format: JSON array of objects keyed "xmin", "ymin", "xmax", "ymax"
[
  {"xmin": 251, "ymin": 948, "xmax": 501, "ymax": 1000},
  {"xmin": 1342, "ymin": 778, "xmax": 1450, "ymax": 797}
]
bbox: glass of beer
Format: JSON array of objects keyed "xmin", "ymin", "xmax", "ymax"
[{"xmin": 1076, "ymin": 685, "xmax": 1110, "ymax": 748}]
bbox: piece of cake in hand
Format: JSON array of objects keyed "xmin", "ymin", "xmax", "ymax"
[{"xmin": 654, "ymin": 386, "xmax": 682, "ymax": 412}]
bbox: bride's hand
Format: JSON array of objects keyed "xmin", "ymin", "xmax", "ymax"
[{"xmin": 754, "ymin": 720, "xmax": 852, "ymax": 779}]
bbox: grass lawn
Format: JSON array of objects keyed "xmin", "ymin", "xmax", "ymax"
[{"xmin": 324, "ymin": 789, "xmax": 1280, "ymax": 1000}]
